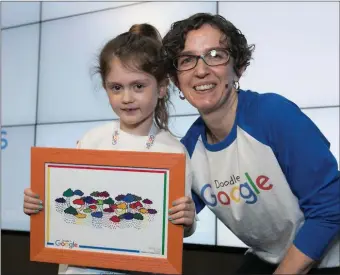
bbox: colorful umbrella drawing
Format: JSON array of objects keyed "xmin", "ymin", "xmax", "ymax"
[
  {"xmin": 90, "ymin": 191, "xmax": 99, "ymax": 197},
  {"xmin": 132, "ymin": 194, "xmax": 142, "ymax": 201},
  {"xmin": 142, "ymin": 198, "xmax": 153, "ymax": 209},
  {"xmin": 55, "ymin": 197, "xmax": 66, "ymax": 203},
  {"xmin": 91, "ymin": 211, "xmax": 103, "ymax": 218},
  {"xmin": 134, "ymin": 213, "xmax": 144, "ymax": 220},
  {"xmin": 116, "ymin": 202, "xmax": 127, "ymax": 214},
  {"xmin": 73, "ymin": 189, "xmax": 84, "ymax": 196},
  {"xmin": 139, "ymin": 208, "xmax": 148, "ymax": 214},
  {"xmin": 64, "ymin": 206, "xmax": 77, "ymax": 216},
  {"xmin": 102, "ymin": 197, "xmax": 115, "ymax": 212},
  {"xmin": 96, "ymin": 199, "xmax": 104, "ymax": 211},
  {"xmin": 123, "ymin": 212, "xmax": 134, "ymax": 220},
  {"xmin": 103, "ymin": 197, "xmax": 115, "ymax": 206},
  {"xmin": 82, "ymin": 196, "xmax": 97, "ymax": 210},
  {"xmin": 83, "ymin": 208, "xmax": 92, "ymax": 213},
  {"xmin": 63, "ymin": 188, "xmax": 74, "ymax": 206},
  {"xmin": 130, "ymin": 201, "xmax": 143, "ymax": 209},
  {"xmin": 110, "ymin": 204, "xmax": 117, "ymax": 210},
  {"xmin": 122, "ymin": 194, "xmax": 135, "ymax": 211},
  {"xmin": 73, "ymin": 198, "xmax": 85, "ymax": 211},
  {"xmin": 115, "ymin": 194, "xmax": 125, "ymax": 201},
  {"xmin": 55, "ymin": 190, "xmax": 158, "ymax": 229},
  {"xmin": 99, "ymin": 191, "xmax": 109, "ymax": 198},
  {"xmin": 75, "ymin": 213, "xmax": 86, "ymax": 218},
  {"xmin": 83, "ymin": 196, "xmax": 97, "ymax": 204},
  {"xmin": 83, "ymin": 204, "xmax": 96, "ymax": 213},
  {"xmin": 55, "ymin": 197, "xmax": 66, "ymax": 213},
  {"xmin": 103, "ymin": 207, "xmax": 115, "ymax": 213},
  {"xmin": 110, "ymin": 215, "xmax": 120, "ymax": 223}
]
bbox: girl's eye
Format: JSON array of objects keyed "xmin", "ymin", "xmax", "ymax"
[
  {"xmin": 111, "ymin": 85, "xmax": 121, "ymax": 92},
  {"xmin": 135, "ymin": 84, "xmax": 145, "ymax": 90}
]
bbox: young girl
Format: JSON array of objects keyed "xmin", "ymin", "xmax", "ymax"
[{"xmin": 23, "ymin": 23, "xmax": 196, "ymax": 275}]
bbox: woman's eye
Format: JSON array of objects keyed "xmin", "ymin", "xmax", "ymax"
[
  {"xmin": 210, "ymin": 53, "xmax": 221, "ymax": 59},
  {"xmin": 181, "ymin": 57, "xmax": 193, "ymax": 64}
]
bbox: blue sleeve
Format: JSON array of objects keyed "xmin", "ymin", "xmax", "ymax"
[
  {"xmin": 263, "ymin": 94, "xmax": 340, "ymax": 260},
  {"xmin": 192, "ymin": 191, "xmax": 206, "ymax": 213}
]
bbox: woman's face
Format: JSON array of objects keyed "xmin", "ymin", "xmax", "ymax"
[{"xmin": 176, "ymin": 24, "xmax": 238, "ymax": 115}]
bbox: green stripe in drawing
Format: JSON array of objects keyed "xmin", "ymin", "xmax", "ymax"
[
  {"xmin": 245, "ymin": 172, "xmax": 260, "ymax": 194},
  {"xmin": 162, "ymin": 172, "xmax": 167, "ymax": 255}
]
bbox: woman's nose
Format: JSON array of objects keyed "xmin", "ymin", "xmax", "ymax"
[{"xmin": 194, "ymin": 58, "xmax": 210, "ymax": 78}]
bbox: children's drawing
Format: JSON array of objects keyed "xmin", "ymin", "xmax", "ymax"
[
  {"xmin": 55, "ymin": 188, "xmax": 158, "ymax": 230},
  {"xmin": 46, "ymin": 164, "xmax": 167, "ymax": 257}
]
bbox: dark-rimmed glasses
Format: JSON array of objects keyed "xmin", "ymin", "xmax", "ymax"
[{"xmin": 173, "ymin": 49, "xmax": 230, "ymax": 71}]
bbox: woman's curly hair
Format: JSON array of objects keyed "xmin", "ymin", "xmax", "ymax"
[{"xmin": 162, "ymin": 13, "xmax": 255, "ymax": 83}]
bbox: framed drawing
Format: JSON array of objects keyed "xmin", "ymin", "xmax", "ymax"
[{"xmin": 30, "ymin": 147, "xmax": 185, "ymax": 274}]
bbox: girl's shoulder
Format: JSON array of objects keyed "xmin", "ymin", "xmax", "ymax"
[
  {"xmin": 155, "ymin": 130, "xmax": 187, "ymax": 154},
  {"xmin": 77, "ymin": 121, "xmax": 117, "ymax": 149}
]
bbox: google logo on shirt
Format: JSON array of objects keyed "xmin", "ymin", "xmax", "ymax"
[{"xmin": 200, "ymin": 172, "xmax": 273, "ymax": 206}]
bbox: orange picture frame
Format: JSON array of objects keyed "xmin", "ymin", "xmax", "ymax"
[{"xmin": 30, "ymin": 147, "xmax": 185, "ymax": 274}]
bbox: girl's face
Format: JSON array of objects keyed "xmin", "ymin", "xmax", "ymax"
[
  {"xmin": 176, "ymin": 24, "xmax": 238, "ymax": 115},
  {"xmin": 105, "ymin": 57, "xmax": 166, "ymax": 133}
]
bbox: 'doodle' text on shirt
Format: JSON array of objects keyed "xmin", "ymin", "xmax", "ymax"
[{"xmin": 201, "ymin": 172, "xmax": 273, "ymax": 206}]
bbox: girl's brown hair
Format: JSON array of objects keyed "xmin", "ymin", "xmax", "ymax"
[{"xmin": 97, "ymin": 23, "xmax": 170, "ymax": 131}]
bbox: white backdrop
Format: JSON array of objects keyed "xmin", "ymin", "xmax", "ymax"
[{"xmin": 1, "ymin": 1, "xmax": 339, "ymax": 250}]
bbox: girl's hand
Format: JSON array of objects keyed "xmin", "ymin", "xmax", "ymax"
[
  {"xmin": 23, "ymin": 188, "xmax": 43, "ymax": 215},
  {"xmin": 168, "ymin": 196, "xmax": 195, "ymax": 227}
]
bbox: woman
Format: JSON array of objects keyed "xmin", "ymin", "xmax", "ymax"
[{"xmin": 163, "ymin": 13, "xmax": 339, "ymax": 274}]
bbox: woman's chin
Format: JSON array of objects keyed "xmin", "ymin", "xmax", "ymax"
[{"xmin": 195, "ymin": 103, "xmax": 217, "ymax": 115}]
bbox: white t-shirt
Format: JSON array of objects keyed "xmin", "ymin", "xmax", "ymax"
[
  {"xmin": 58, "ymin": 121, "xmax": 196, "ymax": 274},
  {"xmin": 182, "ymin": 90, "xmax": 339, "ymax": 268}
]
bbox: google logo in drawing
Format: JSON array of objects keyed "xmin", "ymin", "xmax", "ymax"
[{"xmin": 55, "ymin": 240, "xmax": 78, "ymax": 249}]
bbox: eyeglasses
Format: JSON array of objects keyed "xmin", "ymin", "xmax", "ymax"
[{"xmin": 173, "ymin": 49, "xmax": 230, "ymax": 71}]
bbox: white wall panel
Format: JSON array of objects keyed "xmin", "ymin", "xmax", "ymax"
[
  {"xmin": 1, "ymin": 126, "xmax": 35, "ymax": 231},
  {"xmin": 1, "ymin": 2, "xmax": 40, "ymax": 28},
  {"xmin": 169, "ymin": 115, "xmax": 200, "ymax": 139},
  {"xmin": 185, "ymin": 207, "xmax": 216, "ymax": 245},
  {"xmin": 1, "ymin": 25, "xmax": 39, "ymax": 126},
  {"xmin": 41, "ymin": 1, "xmax": 137, "ymax": 21},
  {"xmin": 36, "ymin": 121, "xmax": 110, "ymax": 148},
  {"xmin": 37, "ymin": 1, "xmax": 216, "ymax": 124},
  {"xmin": 219, "ymin": 2, "xmax": 339, "ymax": 108},
  {"xmin": 169, "ymin": 81, "xmax": 199, "ymax": 117}
]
